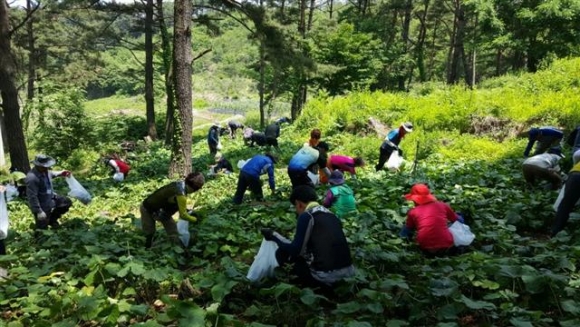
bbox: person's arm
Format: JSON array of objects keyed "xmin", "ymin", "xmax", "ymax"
[
  {"xmin": 272, "ymin": 213, "xmax": 311, "ymax": 256},
  {"xmin": 109, "ymin": 160, "xmax": 121, "ymax": 173},
  {"xmin": 267, "ymin": 164, "xmax": 276, "ymax": 191},
  {"xmin": 323, "ymin": 190, "xmax": 334, "ymax": 207},
  {"xmin": 523, "ymin": 136, "xmax": 535, "ymax": 157},
  {"xmin": 317, "ymin": 155, "xmax": 331, "ymax": 177},
  {"xmin": 210, "ymin": 130, "xmax": 218, "ymax": 143},
  {"xmin": 26, "ymin": 175, "xmax": 42, "ymax": 214},
  {"xmin": 445, "ymin": 204, "xmax": 458, "ymax": 223},
  {"xmin": 176, "ymin": 195, "xmax": 197, "ymax": 223}
]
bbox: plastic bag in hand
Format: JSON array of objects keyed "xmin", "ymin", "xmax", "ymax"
[
  {"xmin": 177, "ymin": 219, "xmax": 190, "ymax": 247},
  {"xmin": 5, "ymin": 184, "xmax": 18, "ymax": 202},
  {"xmin": 65, "ymin": 175, "xmax": 92, "ymax": 205},
  {"xmin": 247, "ymin": 238, "xmax": 279, "ymax": 283},
  {"xmin": 448, "ymin": 221, "xmax": 475, "ymax": 246},
  {"xmin": 113, "ymin": 172, "xmax": 125, "ymax": 182},
  {"xmin": 0, "ymin": 192, "xmax": 9, "ymax": 240},
  {"xmin": 386, "ymin": 151, "xmax": 404, "ymax": 170}
]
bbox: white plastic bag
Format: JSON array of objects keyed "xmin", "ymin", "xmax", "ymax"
[
  {"xmin": 448, "ymin": 221, "xmax": 475, "ymax": 246},
  {"xmin": 5, "ymin": 184, "xmax": 18, "ymax": 202},
  {"xmin": 216, "ymin": 141, "xmax": 223, "ymax": 150},
  {"xmin": 247, "ymin": 238, "xmax": 279, "ymax": 282},
  {"xmin": 553, "ymin": 186, "xmax": 580, "ymax": 211},
  {"xmin": 0, "ymin": 191, "xmax": 9, "ymax": 240},
  {"xmin": 386, "ymin": 151, "xmax": 404, "ymax": 170},
  {"xmin": 177, "ymin": 219, "xmax": 190, "ymax": 247},
  {"xmin": 65, "ymin": 175, "xmax": 92, "ymax": 205},
  {"xmin": 113, "ymin": 172, "xmax": 125, "ymax": 182},
  {"xmin": 237, "ymin": 159, "xmax": 249, "ymax": 169},
  {"xmin": 307, "ymin": 171, "xmax": 319, "ymax": 185}
]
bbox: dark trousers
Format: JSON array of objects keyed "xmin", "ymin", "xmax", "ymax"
[
  {"xmin": 552, "ymin": 172, "xmax": 580, "ymax": 236},
  {"xmin": 375, "ymin": 143, "xmax": 402, "ymax": 171},
  {"xmin": 208, "ymin": 142, "xmax": 218, "ymax": 156},
  {"xmin": 275, "ymin": 248, "xmax": 331, "ymax": 290},
  {"xmin": 534, "ymin": 136, "xmax": 561, "ymax": 156},
  {"xmin": 288, "ymin": 168, "xmax": 313, "ymax": 188},
  {"xmin": 0, "ymin": 239, "xmax": 5, "ymax": 255},
  {"xmin": 265, "ymin": 137, "xmax": 279, "ymax": 148},
  {"xmin": 229, "ymin": 126, "xmax": 239, "ymax": 139},
  {"xmin": 522, "ymin": 164, "xmax": 562, "ymax": 190},
  {"xmin": 35, "ymin": 195, "xmax": 72, "ymax": 230},
  {"xmin": 233, "ymin": 171, "xmax": 263, "ymax": 204}
]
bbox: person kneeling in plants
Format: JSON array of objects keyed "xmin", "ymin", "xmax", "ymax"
[
  {"xmin": 140, "ymin": 172, "xmax": 205, "ymax": 248},
  {"xmin": 232, "ymin": 153, "xmax": 277, "ymax": 204},
  {"xmin": 210, "ymin": 152, "xmax": 233, "ymax": 175},
  {"xmin": 323, "ymin": 171, "xmax": 357, "ymax": 219},
  {"xmin": 551, "ymin": 161, "xmax": 580, "ymax": 237},
  {"xmin": 399, "ymin": 184, "xmax": 465, "ymax": 257},
  {"xmin": 103, "ymin": 154, "xmax": 131, "ymax": 182},
  {"xmin": 522, "ymin": 147, "xmax": 564, "ymax": 190},
  {"xmin": 261, "ymin": 185, "xmax": 355, "ymax": 290},
  {"xmin": 26, "ymin": 154, "xmax": 73, "ymax": 231}
]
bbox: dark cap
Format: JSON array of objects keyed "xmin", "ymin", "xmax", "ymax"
[{"xmin": 289, "ymin": 185, "xmax": 318, "ymax": 205}]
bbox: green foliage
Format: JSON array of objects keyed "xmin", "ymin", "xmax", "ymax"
[{"xmin": 31, "ymin": 87, "xmax": 96, "ymax": 160}]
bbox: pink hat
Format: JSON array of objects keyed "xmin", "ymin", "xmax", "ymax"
[{"xmin": 404, "ymin": 184, "xmax": 437, "ymax": 205}]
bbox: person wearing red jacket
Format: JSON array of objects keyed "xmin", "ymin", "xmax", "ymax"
[
  {"xmin": 104, "ymin": 155, "xmax": 131, "ymax": 181},
  {"xmin": 399, "ymin": 184, "xmax": 464, "ymax": 257}
]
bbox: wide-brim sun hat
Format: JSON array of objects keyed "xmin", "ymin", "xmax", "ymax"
[
  {"xmin": 404, "ymin": 183, "xmax": 436, "ymax": 205},
  {"xmin": 401, "ymin": 122, "xmax": 413, "ymax": 132},
  {"xmin": 328, "ymin": 170, "xmax": 345, "ymax": 185},
  {"xmin": 31, "ymin": 154, "xmax": 56, "ymax": 168}
]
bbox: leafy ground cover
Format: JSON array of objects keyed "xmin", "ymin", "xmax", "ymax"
[
  {"xmin": 2, "ymin": 128, "xmax": 579, "ymax": 326},
  {"xmin": 3, "ymin": 58, "xmax": 580, "ymax": 326}
]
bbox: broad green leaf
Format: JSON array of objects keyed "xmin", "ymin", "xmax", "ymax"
[
  {"xmin": 561, "ymin": 300, "xmax": 580, "ymax": 315},
  {"xmin": 509, "ymin": 318, "xmax": 533, "ymax": 327},
  {"xmin": 460, "ymin": 295, "xmax": 496, "ymax": 310},
  {"xmin": 333, "ymin": 301, "xmax": 362, "ymax": 314},
  {"xmin": 130, "ymin": 304, "xmax": 150, "ymax": 316},
  {"xmin": 436, "ymin": 323, "xmax": 458, "ymax": 327},
  {"xmin": 346, "ymin": 321, "xmax": 372, "ymax": 327},
  {"xmin": 386, "ymin": 320, "xmax": 409, "ymax": 327}
]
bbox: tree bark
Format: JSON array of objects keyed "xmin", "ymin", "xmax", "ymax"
[
  {"xmin": 415, "ymin": 0, "xmax": 430, "ymax": 82},
  {"xmin": 398, "ymin": 0, "xmax": 413, "ymax": 91},
  {"xmin": 145, "ymin": 0, "xmax": 157, "ymax": 140},
  {"xmin": 26, "ymin": 0, "xmax": 35, "ymax": 100},
  {"xmin": 157, "ymin": 0, "xmax": 175, "ymax": 146},
  {"xmin": 0, "ymin": 0, "xmax": 30, "ymax": 172},
  {"xmin": 446, "ymin": 0, "xmax": 466, "ymax": 84},
  {"xmin": 168, "ymin": 0, "xmax": 193, "ymax": 177}
]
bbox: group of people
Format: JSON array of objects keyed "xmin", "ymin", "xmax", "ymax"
[
  {"xmin": 518, "ymin": 125, "xmax": 580, "ymax": 236},
  {"xmin": 3, "ymin": 120, "xmax": 580, "ymax": 293}
]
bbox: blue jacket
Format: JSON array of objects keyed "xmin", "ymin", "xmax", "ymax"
[
  {"xmin": 386, "ymin": 128, "xmax": 403, "ymax": 145},
  {"xmin": 288, "ymin": 146, "xmax": 321, "ymax": 171},
  {"xmin": 241, "ymin": 155, "xmax": 276, "ymax": 190},
  {"xmin": 524, "ymin": 126, "xmax": 563, "ymax": 157}
]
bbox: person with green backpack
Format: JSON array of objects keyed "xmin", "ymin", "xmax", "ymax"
[{"xmin": 323, "ymin": 171, "xmax": 356, "ymax": 218}]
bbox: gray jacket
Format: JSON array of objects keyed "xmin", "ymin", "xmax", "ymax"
[{"xmin": 26, "ymin": 167, "xmax": 58, "ymax": 214}]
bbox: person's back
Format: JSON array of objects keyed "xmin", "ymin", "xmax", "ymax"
[
  {"xmin": 251, "ymin": 132, "xmax": 267, "ymax": 146},
  {"xmin": 407, "ymin": 201, "xmax": 455, "ymax": 251},
  {"xmin": 523, "ymin": 152, "xmax": 560, "ymax": 169},
  {"xmin": 265, "ymin": 123, "xmax": 280, "ymax": 138},
  {"xmin": 288, "ymin": 145, "xmax": 319, "ymax": 170},
  {"xmin": 329, "ymin": 184, "xmax": 356, "ymax": 217},
  {"xmin": 242, "ymin": 155, "xmax": 272, "ymax": 177},
  {"xmin": 143, "ymin": 182, "xmax": 183, "ymax": 212},
  {"xmin": 307, "ymin": 207, "xmax": 353, "ymax": 272}
]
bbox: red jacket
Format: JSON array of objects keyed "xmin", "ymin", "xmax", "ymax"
[
  {"xmin": 113, "ymin": 160, "xmax": 131, "ymax": 175},
  {"xmin": 406, "ymin": 201, "xmax": 458, "ymax": 251}
]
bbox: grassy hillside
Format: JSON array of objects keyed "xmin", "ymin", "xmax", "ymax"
[{"xmin": 2, "ymin": 58, "xmax": 579, "ymax": 326}]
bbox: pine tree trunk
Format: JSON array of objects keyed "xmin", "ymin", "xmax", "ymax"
[
  {"xmin": 145, "ymin": 0, "xmax": 157, "ymax": 140},
  {"xmin": 26, "ymin": 0, "xmax": 35, "ymax": 100},
  {"xmin": 157, "ymin": 0, "xmax": 175, "ymax": 146},
  {"xmin": 0, "ymin": 0, "xmax": 30, "ymax": 172},
  {"xmin": 168, "ymin": 0, "xmax": 193, "ymax": 177}
]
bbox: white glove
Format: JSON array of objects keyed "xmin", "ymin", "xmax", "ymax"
[{"xmin": 37, "ymin": 211, "xmax": 47, "ymax": 221}]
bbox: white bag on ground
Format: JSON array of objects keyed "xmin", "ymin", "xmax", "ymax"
[
  {"xmin": 177, "ymin": 219, "xmax": 190, "ymax": 247},
  {"xmin": 113, "ymin": 172, "xmax": 125, "ymax": 182},
  {"xmin": 5, "ymin": 185, "xmax": 18, "ymax": 202},
  {"xmin": 65, "ymin": 175, "xmax": 92, "ymax": 205},
  {"xmin": 448, "ymin": 221, "xmax": 475, "ymax": 246},
  {"xmin": 553, "ymin": 186, "xmax": 580, "ymax": 211},
  {"xmin": 386, "ymin": 151, "xmax": 404, "ymax": 170},
  {"xmin": 0, "ymin": 192, "xmax": 9, "ymax": 240},
  {"xmin": 247, "ymin": 238, "xmax": 279, "ymax": 282},
  {"xmin": 307, "ymin": 171, "xmax": 319, "ymax": 185}
]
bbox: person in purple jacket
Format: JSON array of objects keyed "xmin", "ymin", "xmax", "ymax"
[
  {"xmin": 523, "ymin": 126, "xmax": 563, "ymax": 157},
  {"xmin": 233, "ymin": 153, "xmax": 278, "ymax": 204}
]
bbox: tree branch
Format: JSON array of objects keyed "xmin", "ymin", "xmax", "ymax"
[
  {"xmin": 191, "ymin": 48, "xmax": 212, "ymax": 64},
  {"xmin": 9, "ymin": 1, "xmax": 40, "ymax": 37}
]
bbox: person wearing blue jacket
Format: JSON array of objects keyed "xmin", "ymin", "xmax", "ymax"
[
  {"xmin": 233, "ymin": 153, "xmax": 278, "ymax": 204},
  {"xmin": 523, "ymin": 126, "xmax": 564, "ymax": 157},
  {"xmin": 207, "ymin": 123, "xmax": 221, "ymax": 156},
  {"xmin": 375, "ymin": 122, "xmax": 413, "ymax": 171},
  {"xmin": 288, "ymin": 142, "xmax": 331, "ymax": 188}
]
